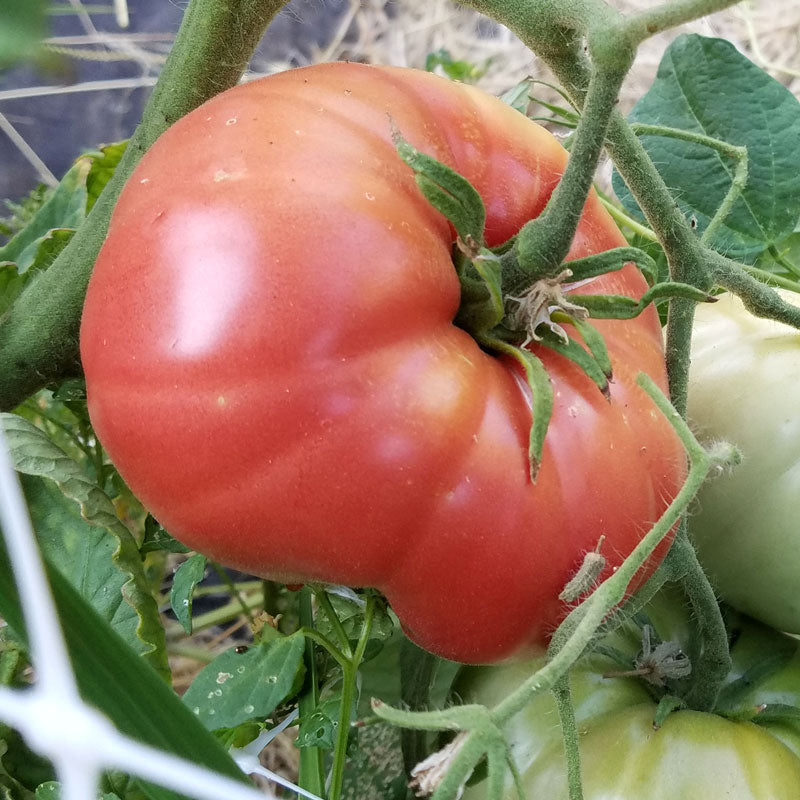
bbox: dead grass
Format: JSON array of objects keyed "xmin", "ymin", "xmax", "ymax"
[{"xmin": 268, "ymin": 0, "xmax": 800, "ymax": 105}]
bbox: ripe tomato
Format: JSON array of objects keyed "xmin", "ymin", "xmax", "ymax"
[
  {"xmin": 80, "ymin": 62, "xmax": 684, "ymax": 663},
  {"xmin": 459, "ymin": 594, "xmax": 800, "ymax": 798},
  {"xmin": 687, "ymin": 289, "xmax": 800, "ymax": 634}
]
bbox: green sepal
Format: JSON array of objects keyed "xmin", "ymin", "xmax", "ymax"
[
  {"xmin": 500, "ymin": 79, "xmax": 532, "ymax": 113},
  {"xmin": 652, "ymin": 694, "xmax": 686, "ymax": 729},
  {"xmin": 528, "ymin": 97, "xmax": 580, "ymax": 128},
  {"xmin": 745, "ymin": 704, "xmax": 800, "ymax": 725},
  {"xmin": 565, "ymin": 246, "xmax": 659, "ymax": 284},
  {"xmin": 470, "ymin": 250, "xmax": 504, "ymax": 328},
  {"xmin": 392, "ymin": 125, "xmax": 485, "ymax": 245},
  {"xmin": 719, "ymin": 702, "xmax": 800, "ymax": 726},
  {"xmin": 481, "ymin": 337, "xmax": 553, "ymax": 482},
  {"xmin": 536, "ymin": 329, "xmax": 610, "ymax": 398},
  {"xmin": 715, "ymin": 646, "xmax": 796, "ymax": 712},
  {"xmin": 570, "ymin": 282, "xmax": 714, "ymax": 319},
  {"xmin": 554, "ymin": 314, "xmax": 613, "ymax": 379}
]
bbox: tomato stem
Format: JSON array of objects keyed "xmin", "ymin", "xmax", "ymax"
[
  {"xmin": 208, "ymin": 562, "xmax": 256, "ymax": 627},
  {"xmin": 506, "ymin": 55, "xmax": 634, "ymax": 294},
  {"xmin": 297, "ymin": 587, "xmax": 325, "ymax": 799},
  {"xmin": 400, "ymin": 643, "xmax": 441, "ymax": 775},
  {"xmin": 672, "ymin": 532, "xmax": 733, "ymax": 712},
  {"xmin": 327, "ymin": 594, "xmax": 376, "ymax": 800},
  {"xmin": 552, "ymin": 678, "xmax": 583, "ymax": 800},
  {"xmin": 628, "ymin": 123, "xmax": 749, "ymax": 248},
  {"xmin": 316, "ymin": 589, "xmax": 354, "ymax": 658}
]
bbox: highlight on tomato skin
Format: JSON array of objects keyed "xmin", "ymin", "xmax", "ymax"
[{"xmin": 79, "ymin": 61, "xmax": 686, "ymax": 664}]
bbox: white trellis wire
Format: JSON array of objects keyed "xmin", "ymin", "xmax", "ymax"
[{"xmin": 0, "ymin": 427, "xmax": 322, "ymax": 800}]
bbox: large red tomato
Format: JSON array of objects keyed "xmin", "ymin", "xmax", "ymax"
[{"xmin": 80, "ymin": 62, "xmax": 684, "ymax": 663}]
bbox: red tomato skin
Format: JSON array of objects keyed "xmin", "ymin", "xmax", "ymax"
[{"xmin": 80, "ymin": 63, "xmax": 684, "ymax": 663}]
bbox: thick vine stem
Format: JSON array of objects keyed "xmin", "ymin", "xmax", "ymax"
[
  {"xmin": 455, "ymin": 0, "xmax": 739, "ymax": 408},
  {"xmin": 670, "ymin": 530, "xmax": 732, "ymax": 711},
  {"xmin": 505, "ymin": 37, "xmax": 632, "ymax": 292},
  {"xmin": 552, "ymin": 678, "xmax": 583, "ymax": 800},
  {"xmin": 0, "ymin": 0, "xmax": 289, "ymax": 411},
  {"xmin": 712, "ymin": 252, "xmax": 800, "ymax": 329}
]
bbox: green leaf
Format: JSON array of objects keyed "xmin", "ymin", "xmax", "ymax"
[
  {"xmin": 140, "ymin": 516, "xmax": 190, "ymax": 555},
  {"xmin": 212, "ymin": 721, "xmax": 262, "ymax": 751},
  {"xmin": 170, "ymin": 553, "xmax": 207, "ymax": 634},
  {"xmin": 316, "ymin": 591, "xmax": 394, "ymax": 655},
  {"xmin": 0, "ymin": 186, "xmax": 49, "ymax": 240},
  {"xmin": 482, "ymin": 339, "xmax": 554, "ymax": 482},
  {"xmin": 183, "ymin": 634, "xmax": 306, "ymax": 730},
  {"xmin": 21, "ymin": 474, "xmax": 150, "ymax": 654},
  {"xmin": 500, "ymin": 79, "xmax": 532, "ymax": 114},
  {"xmin": 0, "ymin": 732, "xmax": 50, "ymax": 800},
  {"xmin": 0, "ymin": 0, "xmax": 47, "ymax": 69},
  {"xmin": 85, "ymin": 142, "xmax": 128, "ymax": 213},
  {"xmin": 33, "ymin": 782, "xmax": 59, "ymax": 800},
  {"xmin": 569, "ymin": 318, "xmax": 612, "ymax": 379},
  {"xmin": 0, "ymin": 229, "xmax": 75, "ymax": 316},
  {"xmin": 2, "ymin": 717, "xmax": 54, "ymax": 787},
  {"xmin": 34, "ymin": 783, "xmax": 121, "ymax": 800},
  {"xmin": 0, "ymin": 636, "xmax": 25, "ymax": 687},
  {"xmin": 0, "ymin": 413, "xmax": 168, "ymax": 679},
  {"xmin": 0, "ymin": 739, "xmax": 36, "ymax": 800},
  {"xmin": 424, "ymin": 49, "xmax": 490, "ymax": 83},
  {"xmin": 756, "ymin": 232, "xmax": 800, "ymax": 281},
  {"xmin": 612, "ymin": 34, "xmax": 800, "ymax": 261},
  {"xmin": 0, "ymin": 161, "xmax": 89, "ymax": 272},
  {"xmin": 50, "ymin": 379, "xmax": 87, "ymax": 404},
  {"xmin": 0, "ymin": 536, "xmax": 248, "ymax": 800},
  {"xmin": 565, "ymin": 246, "xmax": 658, "ymax": 284},
  {"xmin": 295, "ymin": 696, "xmax": 341, "ymax": 750},
  {"xmin": 40, "ymin": 783, "xmax": 119, "ymax": 800}
]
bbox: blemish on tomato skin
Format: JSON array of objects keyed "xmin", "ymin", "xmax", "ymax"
[
  {"xmin": 213, "ymin": 169, "xmax": 245, "ymax": 182},
  {"xmin": 226, "ymin": 117, "xmax": 238, "ymax": 126}
]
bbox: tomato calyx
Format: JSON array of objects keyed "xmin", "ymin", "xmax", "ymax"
[
  {"xmin": 392, "ymin": 133, "xmax": 721, "ymax": 480},
  {"xmin": 505, "ymin": 268, "xmax": 590, "ymax": 346},
  {"xmin": 603, "ymin": 624, "xmax": 692, "ymax": 688}
]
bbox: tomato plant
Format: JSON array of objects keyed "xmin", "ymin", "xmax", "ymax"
[
  {"xmin": 458, "ymin": 592, "xmax": 800, "ymax": 799},
  {"xmin": 687, "ymin": 289, "xmax": 800, "ymax": 634},
  {"xmin": 78, "ymin": 61, "xmax": 684, "ymax": 664},
  {"xmin": 5, "ymin": 0, "xmax": 800, "ymax": 798}
]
